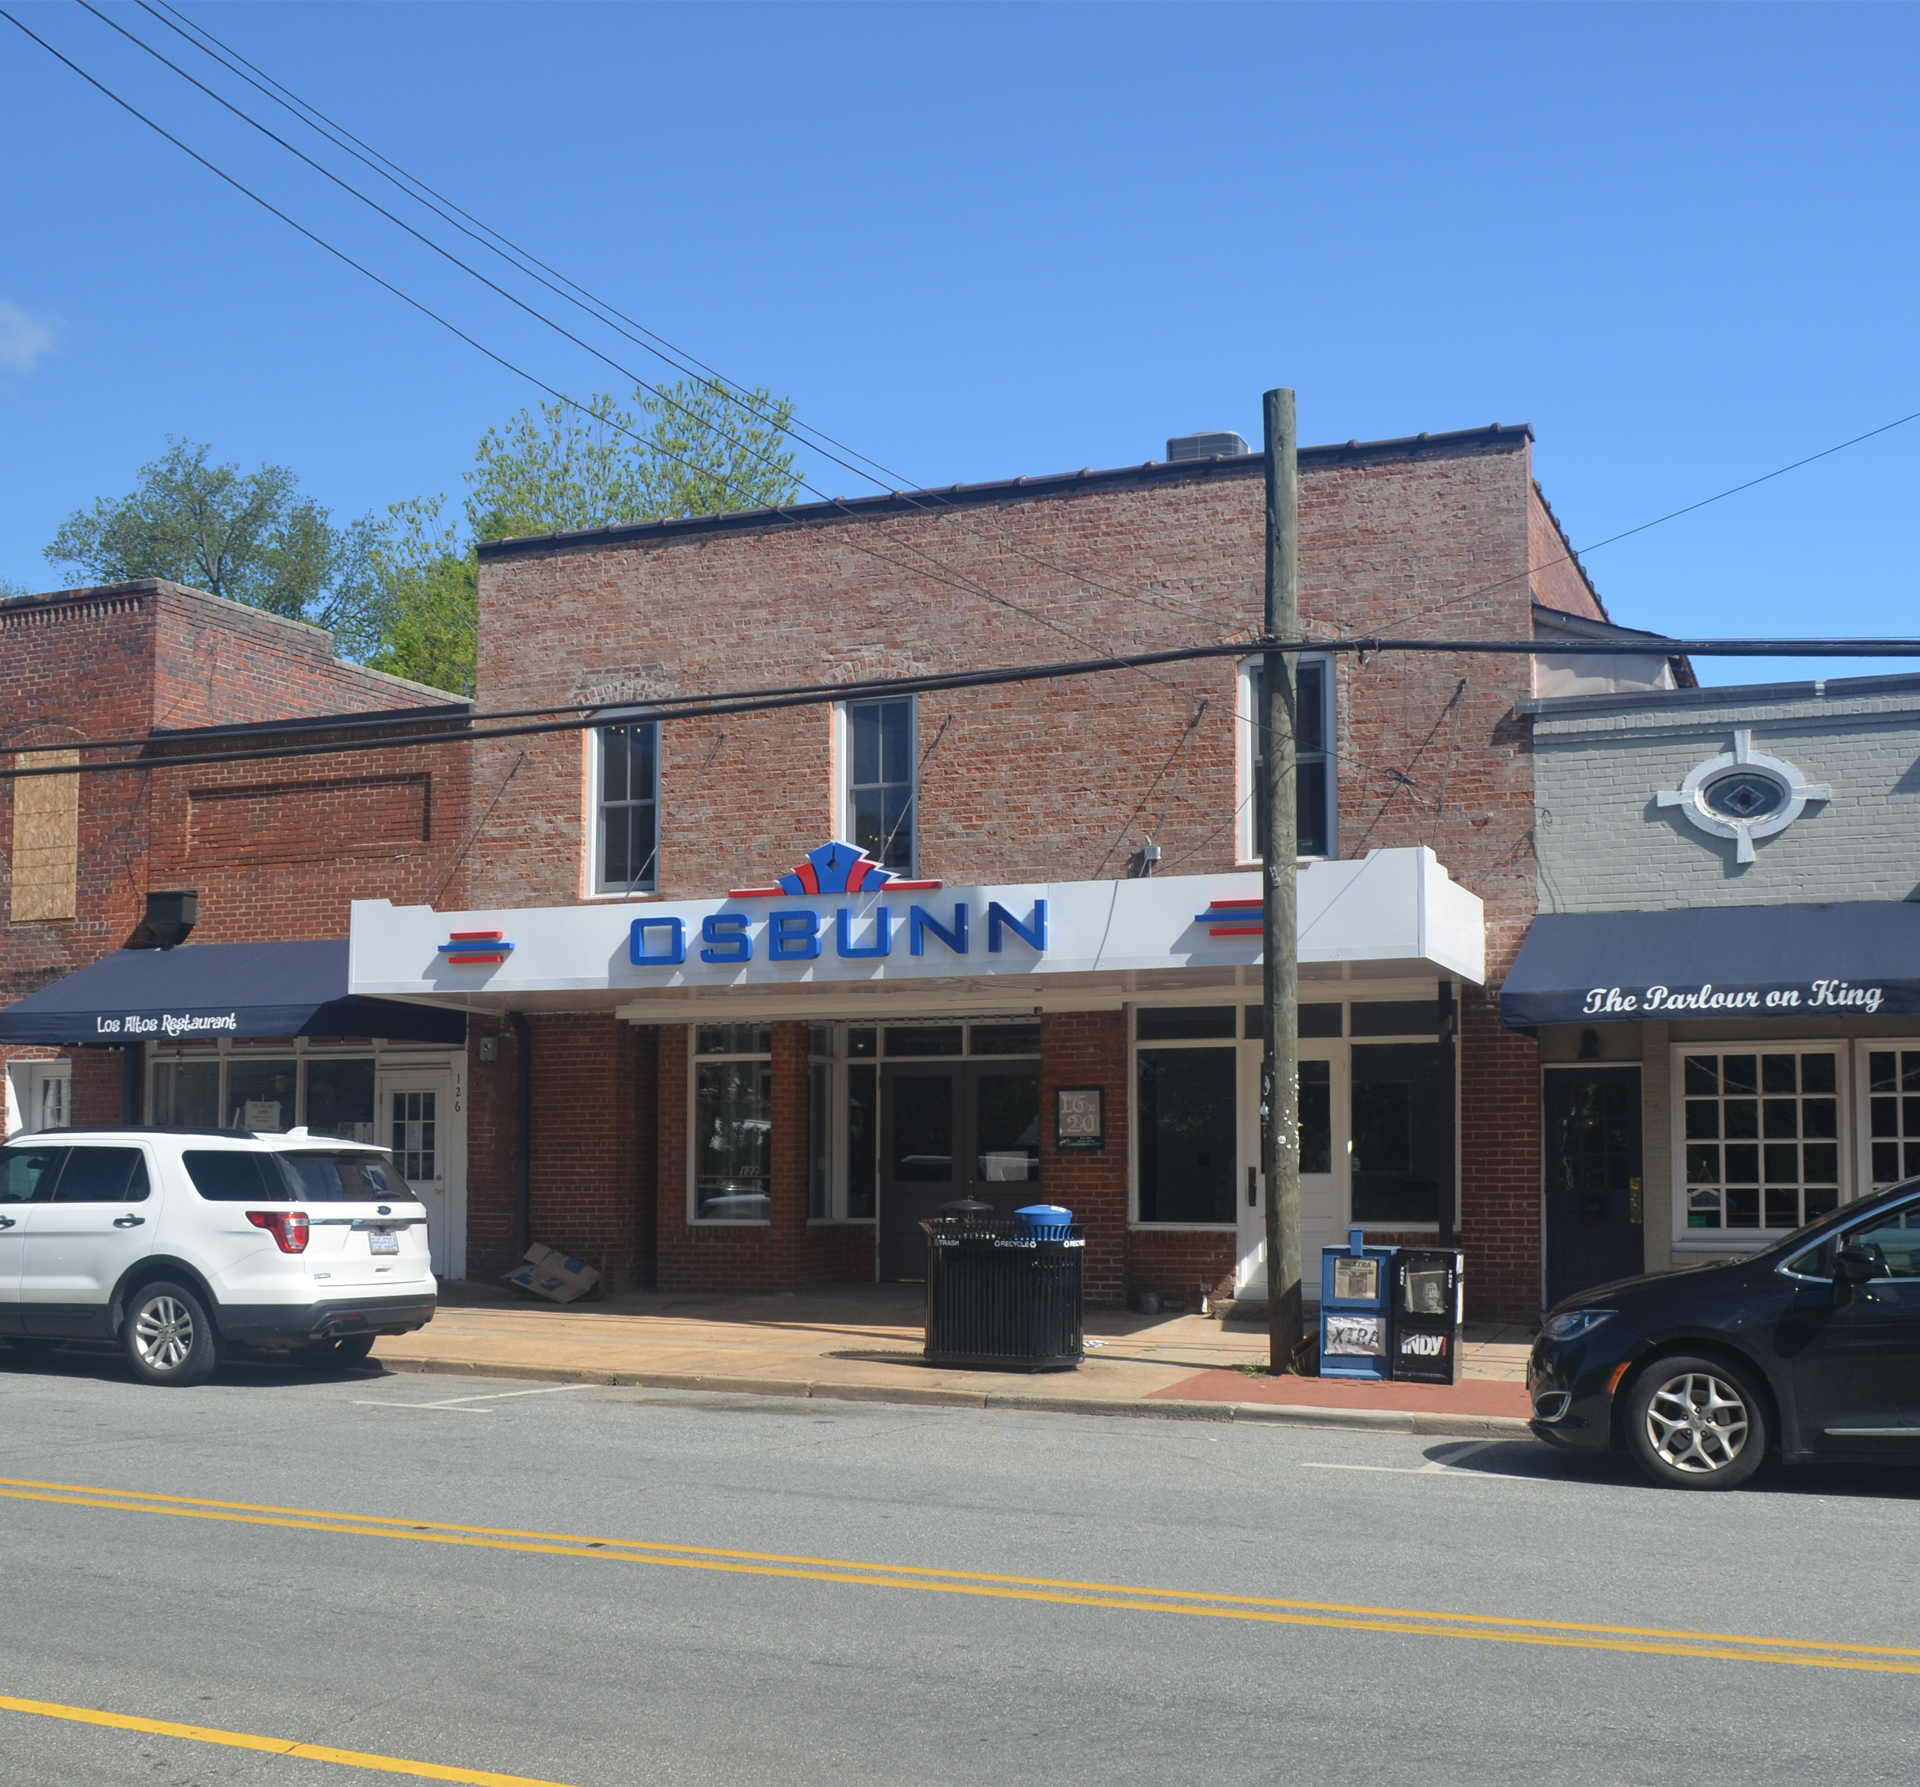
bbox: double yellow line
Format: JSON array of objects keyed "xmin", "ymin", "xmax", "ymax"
[
  {"xmin": 1, "ymin": 1473, "xmax": 1913, "ymax": 1675},
  {"xmin": 2, "ymin": 1471, "xmax": 1914, "ymax": 1785}
]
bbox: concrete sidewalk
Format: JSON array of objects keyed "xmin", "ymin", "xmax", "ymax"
[{"xmin": 369, "ymin": 1281, "xmax": 1537, "ymax": 1438}]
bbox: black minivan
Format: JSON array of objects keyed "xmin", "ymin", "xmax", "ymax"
[{"xmin": 1529, "ymin": 1176, "xmax": 1920, "ymax": 1488}]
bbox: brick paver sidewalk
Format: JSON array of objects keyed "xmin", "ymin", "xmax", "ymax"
[{"xmin": 370, "ymin": 1281, "xmax": 1536, "ymax": 1437}]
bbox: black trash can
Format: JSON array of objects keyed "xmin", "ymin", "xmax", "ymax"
[{"xmin": 923, "ymin": 1202, "xmax": 1083, "ymax": 1372}]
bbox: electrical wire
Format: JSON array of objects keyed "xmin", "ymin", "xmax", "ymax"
[
  {"xmin": 8, "ymin": 632, "xmax": 1920, "ymax": 783},
  {"xmin": 135, "ymin": 0, "xmax": 1238, "ymax": 630},
  {"xmin": 74, "ymin": 1, "xmax": 1220, "ymax": 647},
  {"xmin": 8, "ymin": 5, "xmax": 1191, "ymax": 682}
]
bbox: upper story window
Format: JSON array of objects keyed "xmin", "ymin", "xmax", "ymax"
[
  {"xmin": 843, "ymin": 696, "xmax": 916, "ymax": 873},
  {"xmin": 595, "ymin": 720, "xmax": 659, "ymax": 894},
  {"xmin": 1243, "ymin": 659, "xmax": 1333, "ymax": 862}
]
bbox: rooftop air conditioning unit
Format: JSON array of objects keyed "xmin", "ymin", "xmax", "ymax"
[{"xmin": 1166, "ymin": 431, "xmax": 1251, "ymax": 461}]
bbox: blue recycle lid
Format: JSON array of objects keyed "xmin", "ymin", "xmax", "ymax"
[{"xmin": 1015, "ymin": 1203, "xmax": 1073, "ymax": 1226}]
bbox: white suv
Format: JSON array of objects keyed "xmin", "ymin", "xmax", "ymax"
[{"xmin": 0, "ymin": 1126, "xmax": 436, "ymax": 1386}]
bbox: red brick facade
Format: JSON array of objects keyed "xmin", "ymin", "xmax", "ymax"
[
  {"xmin": 2, "ymin": 578, "xmax": 467, "ymax": 1129},
  {"xmin": 453, "ymin": 429, "xmax": 1589, "ymax": 1318}
]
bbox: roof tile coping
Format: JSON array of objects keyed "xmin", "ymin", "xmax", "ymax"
[
  {"xmin": 1521, "ymin": 669, "xmax": 1920, "ymax": 731},
  {"xmin": 477, "ymin": 423, "xmax": 1536, "ymax": 562},
  {"xmin": 1, "ymin": 577, "xmax": 466, "ymax": 709}
]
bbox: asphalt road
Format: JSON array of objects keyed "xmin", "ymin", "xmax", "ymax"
[{"xmin": 3, "ymin": 1345, "xmax": 1918, "ymax": 1787}]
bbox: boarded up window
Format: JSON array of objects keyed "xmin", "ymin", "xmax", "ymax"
[
  {"xmin": 188, "ymin": 776, "xmax": 430, "ymax": 856},
  {"xmin": 10, "ymin": 748, "xmax": 80, "ymax": 922}
]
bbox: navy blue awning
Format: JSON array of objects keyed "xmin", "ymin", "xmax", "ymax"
[
  {"xmin": 1501, "ymin": 903, "xmax": 1920, "ymax": 1031},
  {"xmin": 0, "ymin": 941, "xmax": 465, "ymax": 1046}
]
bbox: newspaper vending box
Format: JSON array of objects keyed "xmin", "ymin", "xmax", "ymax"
[
  {"xmin": 1318, "ymin": 1228, "xmax": 1398, "ymax": 1381},
  {"xmin": 1390, "ymin": 1249, "xmax": 1465, "ymax": 1385}
]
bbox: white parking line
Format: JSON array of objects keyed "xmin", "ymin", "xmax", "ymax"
[
  {"xmin": 352, "ymin": 1384, "xmax": 601, "ymax": 1414},
  {"xmin": 1301, "ymin": 1441, "xmax": 1558, "ymax": 1482}
]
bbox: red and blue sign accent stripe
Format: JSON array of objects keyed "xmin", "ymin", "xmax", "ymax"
[
  {"xmin": 1195, "ymin": 898, "xmax": 1262, "ymax": 937},
  {"xmin": 439, "ymin": 930, "xmax": 514, "ymax": 965}
]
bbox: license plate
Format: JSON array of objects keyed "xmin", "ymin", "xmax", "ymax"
[{"xmin": 369, "ymin": 1231, "xmax": 400, "ymax": 1255}]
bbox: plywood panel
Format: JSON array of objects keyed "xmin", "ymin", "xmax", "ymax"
[{"xmin": 10, "ymin": 748, "xmax": 80, "ymax": 922}]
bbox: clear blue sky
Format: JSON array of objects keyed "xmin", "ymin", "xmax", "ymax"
[{"xmin": 3, "ymin": 1, "xmax": 1915, "ymax": 684}]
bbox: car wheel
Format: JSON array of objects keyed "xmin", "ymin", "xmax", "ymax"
[
  {"xmin": 1624, "ymin": 1354, "xmax": 1768, "ymax": 1489},
  {"xmin": 293, "ymin": 1334, "xmax": 378, "ymax": 1370},
  {"xmin": 122, "ymin": 1282, "xmax": 218, "ymax": 1387}
]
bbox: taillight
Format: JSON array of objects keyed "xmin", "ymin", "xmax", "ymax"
[{"xmin": 246, "ymin": 1210, "xmax": 310, "ymax": 1254}]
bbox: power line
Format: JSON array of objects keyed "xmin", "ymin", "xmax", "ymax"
[
  {"xmin": 9, "ymin": 6, "xmax": 1186, "ymax": 681},
  {"xmin": 141, "ymin": 0, "xmax": 913, "ymax": 495},
  {"xmin": 132, "ymin": 0, "xmax": 1233, "ymax": 633},
  {"xmin": 94, "ymin": 0, "xmax": 1231, "ymax": 637},
  {"xmin": 8, "ymin": 632, "xmax": 1920, "ymax": 782}
]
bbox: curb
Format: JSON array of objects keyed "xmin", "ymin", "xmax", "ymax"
[{"xmin": 371, "ymin": 1355, "xmax": 1534, "ymax": 1436}]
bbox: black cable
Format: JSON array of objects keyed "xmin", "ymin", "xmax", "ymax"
[
  {"xmin": 7, "ymin": 632, "xmax": 1920, "ymax": 782},
  {"xmin": 143, "ymin": 0, "xmax": 913, "ymax": 494},
  {"xmin": 111, "ymin": 0, "xmax": 1229, "ymax": 635},
  {"xmin": 10, "ymin": 5, "xmax": 1183, "ymax": 681}
]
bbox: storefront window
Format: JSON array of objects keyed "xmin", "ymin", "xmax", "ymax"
[
  {"xmin": 846, "ymin": 1063, "xmax": 878, "ymax": 1218},
  {"xmin": 151, "ymin": 1059, "xmax": 219, "ymax": 1128},
  {"xmin": 306, "ymin": 1058, "xmax": 376, "ymax": 1142},
  {"xmin": 695, "ymin": 1031, "xmax": 772, "ymax": 1221},
  {"xmin": 1868, "ymin": 1051, "xmax": 1920, "ymax": 1188},
  {"xmin": 1137, "ymin": 1047, "xmax": 1235, "ymax": 1224},
  {"xmin": 1300, "ymin": 1059, "xmax": 1332, "ymax": 1176},
  {"xmin": 808, "ymin": 1060, "xmax": 832, "ymax": 1220},
  {"xmin": 227, "ymin": 1057, "xmax": 297, "ymax": 1132},
  {"xmin": 1350, "ymin": 1043, "xmax": 1444, "ymax": 1223},
  {"xmin": 1683, "ymin": 1051, "xmax": 1840, "ymax": 1231}
]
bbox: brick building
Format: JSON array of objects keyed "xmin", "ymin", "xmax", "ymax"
[
  {"xmin": 347, "ymin": 423, "xmax": 1686, "ymax": 1320},
  {"xmin": 1, "ymin": 579, "xmax": 474, "ymax": 1270}
]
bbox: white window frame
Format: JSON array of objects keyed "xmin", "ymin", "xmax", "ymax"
[
  {"xmin": 1237, "ymin": 655, "xmax": 1335, "ymax": 866},
  {"xmin": 835, "ymin": 694, "xmax": 918, "ymax": 874},
  {"xmin": 587, "ymin": 713, "xmax": 661, "ymax": 898},
  {"xmin": 4, "ymin": 1058, "xmax": 71, "ymax": 1136},
  {"xmin": 1855, "ymin": 1038, "xmax": 1920, "ymax": 1195},
  {"xmin": 1669, "ymin": 1039, "xmax": 1853, "ymax": 1252},
  {"xmin": 1127, "ymin": 995, "xmax": 1445, "ymax": 1234},
  {"xmin": 687, "ymin": 1025, "xmax": 774, "ymax": 1226}
]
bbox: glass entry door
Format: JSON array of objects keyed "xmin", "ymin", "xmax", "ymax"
[
  {"xmin": 376, "ymin": 1067, "xmax": 455, "ymax": 1277},
  {"xmin": 1236, "ymin": 1044, "xmax": 1342, "ymax": 1297},
  {"xmin": 878, "ymin": 1063, "xmax": 1041, "ymax": 1280}
]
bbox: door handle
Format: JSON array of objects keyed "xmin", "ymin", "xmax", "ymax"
[
  {"xmin": 0, "ymin": 1215, "xmax": 15, "ymax": 1229},
  {"xmin": 112, "ymin": 1215, "xmax": 146, "ymax": 1229}
]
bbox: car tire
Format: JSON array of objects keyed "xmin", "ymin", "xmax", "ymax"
[
  {"xmin": 122, "ymin": 1282, "xmax": 219, "ymax": 1387},
  {"xmin": 1623, "ymin": 1354, "xmax": 1768, "ymax": 1489}
]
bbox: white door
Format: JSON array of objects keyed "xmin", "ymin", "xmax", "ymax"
[
  {"xmin": 375, "ymin": 1068, "xmax": 460, "ymax": 1279},
  {"xmin": 5, "ymin": 1063, "xmax": 69, "ymax": 1137},
  {"xmin": 1236, "ymin": 1043, "xmax": 1343, "ymax": 1296}
]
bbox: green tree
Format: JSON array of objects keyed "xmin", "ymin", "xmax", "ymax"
[
  {"xmin": 43, "ymin": 439, "xmax": 376, "ymax": 645},
  {"xmin": 466, "ymin": 378, "xmax": 801, "ymax": 542},
  {"xmin": 364, "ymin": 377, "xmax": 802, "ymax": 695},
  {"xmin": 363, "ymin": 497, "xmax": 478, "ymax": 698}
]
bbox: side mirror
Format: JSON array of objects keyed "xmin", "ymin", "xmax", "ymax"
[{"xmin": 1833, "ymin": 1246, "xmax": 1877, "ymax": 1307}]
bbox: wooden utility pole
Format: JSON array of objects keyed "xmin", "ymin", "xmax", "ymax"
[{"xmin": 1261, "ymin": 388, "xmax": 1303, "ymax": 1375}]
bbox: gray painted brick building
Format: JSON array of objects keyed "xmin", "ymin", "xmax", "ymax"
[{"xmin": 1509, "ymin": 672, "xmax": 1920, "ymax": 1305}]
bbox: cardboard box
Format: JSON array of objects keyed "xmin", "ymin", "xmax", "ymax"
[{"xmin": 505, "ymin": 1243, "xmax": 600, "ymax": 1303}]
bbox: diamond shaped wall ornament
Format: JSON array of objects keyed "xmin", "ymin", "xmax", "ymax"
[{"xmin": 1656, "ymin": 731, "xmax": 1831, "ymax": 864}]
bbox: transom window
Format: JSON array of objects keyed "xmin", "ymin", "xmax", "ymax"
[
  {"xmin": 1244, "ymin": 658, "xmax": 1334, "ymax": 861},
  {"xmin": 1682, "ymin": 1050, "xmax": 1840, "ymax": 1231},
  {"xmin": 1868, "ymin": 1050, "xmax": 1920, "ymax": 1188},
  {"xmin": 596, "ymin": 721, "xmax": 659, "ymax": 894},
  {"xmin": 844, "ymin": 697, "xmax": 915, "ymax": 872}
]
